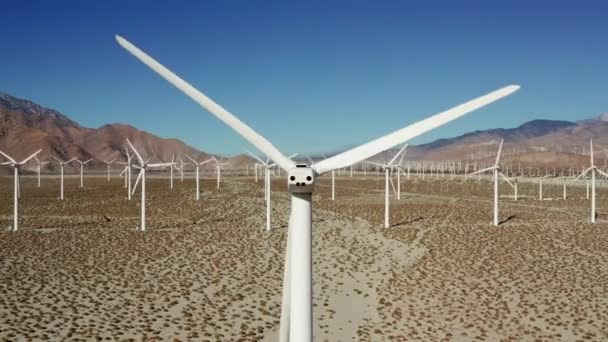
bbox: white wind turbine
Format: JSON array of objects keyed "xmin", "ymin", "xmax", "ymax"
[
  {"xmin": 104, "ymin": 158, "xmax": 117, "ymax": 181},
  {"xmin": 0, "ymin": 149, "xmax": 42, "ymax": 231},
  {"xmin": 393, "ymin": 145, "xmax": 408, "ymax": 200},
  {"xmin": 126, "ymin": 138, "xmax": 174, "ymax": 231},
  {"xmin": 115, "ymin": 34, "xmax": 519, "ymax": 341},
  {"xmin": 177, "ymin": 156, "xmax": 189, "ymax": 182},
  {"xmin": 321, "ymin": 154, "xmax": 336, "ymax": 201},
  {"xmin": 185, "ymin": 154, "xmax": 214, "ymax": 200},
  {"xmin": 574, "ymin": 139, "xmax": 608, "ymax": 223},
  {"xmin": 249, "ymin": 151, "xmax": 297, "ymax": 231},
  {"xmin": 33, "ymin": 156, "xmax": 49, "ymax": 187},
  {"xmin": 117, "ymin": 148, "xmax": 134, "ymax": 200},
  {"xmin": 50, "ymin": 155, "xmax": 77, "ymax": 200},
  {"xmin": 211, "ymin": 156, "xmax": 228, "ymax": 189},
  {"xmin": 365, "ymin": 144, "xmax": 408, "ymax": 228},
  {"xmin": 465, "ymin": 139, "xmax": 511, "ymax": 226},
  {"xmin": 72, "ymin": 158, "xmax": 93, "ymax": 188}
]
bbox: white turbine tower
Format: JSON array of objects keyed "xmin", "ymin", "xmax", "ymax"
[
  {"xmin": 574, "ymin": 139, "xmax": 608, "ymax": 223},
  {"xmin": 50, "ymin": 156, "xmax": 77, "ymax": 200},
  {"xmin": 466, "ymin": 139, "xmax": 509, "ymax": 226},
  {"xmin": 0, "ymin": 149, "xmax": 41, "ymax": 231},
  {"xmin": 126, "ymin": 138, "xmax": 174, "ymax": 231},
  {"xmin": 104, "ymin": 158, "xmax": 117, "ymax": 181},
  {"xmin": 33, "ymin": 156, "xmax": 49, "ymax": 187},
  {"xmin": 185, "ymin": 154, "xmax": 214, "ymax": 200},
  {"xmin": 169, "ymin": 154, "xmax": 175, "ymax": 188},
  {"xmin": 73, "ymin": 158, "xmax": 93, "ymax": 188},
  {"xmin": 115, "ymin": 34, "xmax": 519, "ymax": 341},
  {"xmin": 365, "ymin": 144, "xmax": 408, "ymax": 228}
]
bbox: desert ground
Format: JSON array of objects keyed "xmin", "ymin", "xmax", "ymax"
[{"xmin": 1, "ymin": 172, "xmax": 607, "ymax": 341}]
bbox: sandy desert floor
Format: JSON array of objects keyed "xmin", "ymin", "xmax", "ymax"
[{"xmin": 1, "ymin": 173, "xmax": 607, "ymax": 341}]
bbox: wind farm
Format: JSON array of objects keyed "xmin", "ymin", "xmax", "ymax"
[{"xmin": 2, "ymin": 2, "xmax": 608, "ymax": 341}]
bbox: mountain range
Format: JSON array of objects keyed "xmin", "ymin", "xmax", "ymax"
[{"xmin": 1, "ymin": 91, "xmax": 606, "ymax": 174}]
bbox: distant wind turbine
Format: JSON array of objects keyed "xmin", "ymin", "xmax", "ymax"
[{"xmin": 0, "ymin": 149, "xmax": 42, "ymax": 231}]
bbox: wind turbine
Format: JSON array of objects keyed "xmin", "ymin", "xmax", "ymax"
[
  {"xmin": 33, "ymin": 156, "xmax": 49, "ymax": 187},
  {"xmin": 50, "ymin": 156, "xmax": 77, "ymax": 200},
  {"xmin": 365, "ymin": 144, "xmax": 408, "ymax": 228},
  {"xmin": 115, "ymin": 34, "xmax": 519, "ymax": 341},
  {"xmin": 177, "ymin": 156, "xmax": 189, "ymax": 182},
  {"xmin": 0, "ymin": 149, "xmax": 42, "ymax": 231},
  {"xmin": 117, "ymin": 148, "xmax": 134, "ymax": 200},
  {"xmin": 185, "ymin": 154, "xmax": 214, "ymax": 200},
  {"xmin": 321, "ymin": 154, "xmax": 336, "ymax": 200},
  {"xmin": 574, "ymin": 139, "xmax": 608, "ymax": 223},
  {"xmin": 211, "ymin": 157, "xmax": 228, "ymax": 189},
  {"xmin": 72, "ymin": 158, "xmax": 93, "ymax": 188},
  {"xmin": 465, "ymin": 139, "xmax": 510, "ymax": 226},
  {"xmin": 393, "ymin": 145, "xmax": 408, "ymax": 200},
  {"xmin": 104, "ymin": 158, "xmax": 117, "ymax": 181},
  {"xmin": 126, "ymin": 138, "xmax": 174, "ymax": 231},
  {"xmin": 249, "ymin": 151, "xmax": 298, "ymax": 231}
]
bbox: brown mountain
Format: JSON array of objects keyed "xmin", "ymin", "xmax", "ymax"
[
  {"xmin": 0, "ymin": 92, "xmax": 213, "ymax": 173},
  {"xmin": 369, "ymin": 117, "xmax": 608, "ymax": 170},
  {"xmin": 2, "ymin": 91, "xmax": 606, "ymax": 174}
]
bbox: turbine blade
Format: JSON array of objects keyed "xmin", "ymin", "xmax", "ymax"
[
  {"xmin": 50, "ymin": 155, "xmax": 63, "ymax": 163},
  {"xmin": 388, "ymin": 144, "xmax": 408, "ymax": 166},
  {"xmin": 389, "ymin": 174, "xmax": 397, "ymax": 194},
  {"xmin": 126, "ymin": 138, "xmax": 144, "ymax": 165},
  {"xmin": 467, "ymin": 166, "xmax": 496, "ymax": 177},
  {"xmin": 199, "ymin": 159, "xmax": 214, "ymax": 166},
  {"xmin": 590, "ymin": 139, "xmax": 594, "ymax": 167},
  {"xmin": 185, "ymin": 153, "xmax": 197, "ymax": 164},
  {"xmin": 0, "ymin": 150, "xmax": 17, "ymax": 164},
  {"xmin": 148, "ymin": 162, "xmax": 174, "ymax": 167},
  {"xmin": 19, "ymin": 149, "xmax": 42, "ymax": 165},
  {"xmin": 312, "ymin": 85, "xmax": 520, "ymax": 174},
  {"xmin": 115, "ymin": 35, "xmax": 295, "ymax": 171},
  {"xmin": 574, "ymin": 167, "xmax": 592, "ymax": 181},
  {"xmin": 246, "ymin": 151, "xmax": 267, "ymax": 166},
  {"xmin": 397, "ymin": 145, "xmax": 408, "ymax": 166},
  {"xmin": 495, "ymin": 139, "xmax": 504, "ymax": 167},
  {"xmin": 499, "ymin": 172, "xmax": 514, "ymax": 187},
  {"xmin": 132, "ymin": 169, "xmax": 144, "ymax": 194},
  {"xmin": 596, "ymin": 168, "xmax": 608, "ymax": 179}
]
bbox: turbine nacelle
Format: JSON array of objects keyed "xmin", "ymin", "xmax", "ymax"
[{"xmin": 288, "ymin": 165, "xmax": 315, "ymax": 193}]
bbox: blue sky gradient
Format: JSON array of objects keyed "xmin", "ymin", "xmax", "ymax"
[{"xmin": 2, "ymin": 1, "xmax": 607, "ymax": 156}]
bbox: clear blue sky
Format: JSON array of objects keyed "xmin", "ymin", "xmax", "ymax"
[{"xmin": 2, "ymin": 0, "xmax": 607, "ymax": 156}]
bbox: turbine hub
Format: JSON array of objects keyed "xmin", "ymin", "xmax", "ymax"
[{"xmin": 288, "ymin": 165, "xmax": 315, "ymax": 193}]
